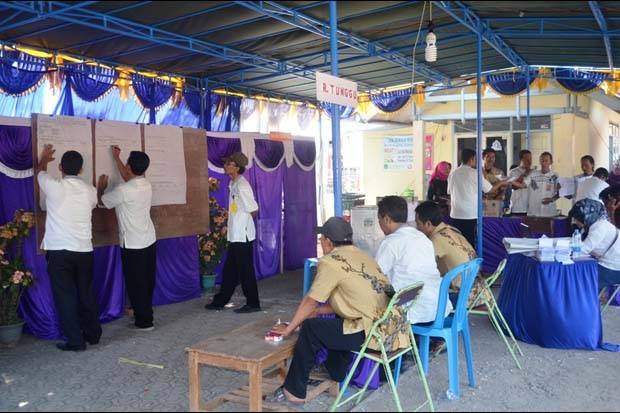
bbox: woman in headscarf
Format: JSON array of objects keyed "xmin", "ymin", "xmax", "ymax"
[
  {"xmin": 569, "ymin": 199, "xmax": 620, "ymax": 294},
  {"xmin": 427, "ymin": 161, "xmax": 451, "ymax": 216}
]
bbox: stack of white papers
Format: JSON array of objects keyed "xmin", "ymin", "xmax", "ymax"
[
  {"xmin": 503, "ymin": 238, "xmax": 540, "ymax": 254},
  {"xmin": 555, "ymin": 239, "xmax": 573, "ymax": 264},
  {"xmin": 537, "ymin": 237, "xmax": 555, "ymax": 262}
]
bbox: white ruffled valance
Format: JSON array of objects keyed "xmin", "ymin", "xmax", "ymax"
[
  {"xmin": 0, "ymin": 161, "xmax": 33, "ymax": 178},
  {"xmin": 206, "ymin": 131, "xmax": 315, "ymax": 172}
]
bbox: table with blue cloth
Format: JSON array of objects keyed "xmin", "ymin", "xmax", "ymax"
[{"xmin": 498, "ymin": 253, "xmax": 602, "ymax": 350}]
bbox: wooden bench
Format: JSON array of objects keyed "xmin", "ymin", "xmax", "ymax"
[{"xmin": 186, "ymin": 318, "xmax": 336, "ymax": 412}]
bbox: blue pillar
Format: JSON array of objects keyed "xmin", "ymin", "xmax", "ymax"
[
  {"xmin": 526, "ymin": 67, "xmax": 531, "ymax": 150},
  {"xmin": 476, "ymin": 32, "xmax": 484, "ymax": 256},
  {"xmin": 330, "ymin": 0, "xmax": 343, "ymax": 217}
]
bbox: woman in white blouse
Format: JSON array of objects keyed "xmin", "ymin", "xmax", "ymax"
[{"xmin": 569, "ymin": 199, "xmax": 620, "ymax": 293}]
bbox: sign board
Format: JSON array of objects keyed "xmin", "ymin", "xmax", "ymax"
[
  {"xmin": 269, "ymin": 131, "xmax": 292, "ymax": 141},
  {"xmin": 424, "ymin": 134, "xmax": 433, "ymax": 171},
  {"xmin": 383, "ymin": 136, "xmax": 414, "ymax": 171},
  {"xmin": 315, "ymin": 72, "xmax": 358, "ymax": 108}
]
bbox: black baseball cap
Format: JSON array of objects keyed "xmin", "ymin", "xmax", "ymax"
[{"xmin": 316, "ymin": 217, "xmax": 353, "ymax": 242}]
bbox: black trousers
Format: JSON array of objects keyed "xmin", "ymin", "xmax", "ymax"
[
  {"xmin": 284, "ymin": 318, "xmax": 365, "ymax": 399},
  {"xmin": 452, "ymin": 218, "xmax": 477, "ymax": 249},
  {"xmin": 121, "ymin": 243, "xmax": 157, "ymax": 328},
  {"xmin": 47, "ymin": 250, "xmax": 102, "ymax": 346},
  {"xmin": 212, "ymin": 241, "xmax": 260, "ymax": 308}
]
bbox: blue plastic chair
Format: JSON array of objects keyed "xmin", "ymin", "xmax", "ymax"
[
  {"xmin": 303, "ymin": 257, "xmax": 318, "ymax": 296},
  {"xmin": 394, "ymin": 258, "xmax": 482, "ymax": 400}
]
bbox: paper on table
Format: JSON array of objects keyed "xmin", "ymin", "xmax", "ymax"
[
  {"xmin": 539, "ymin": 237, "xmax": 554, "ymax": 248},
  {"xmin": 559, "ymin": 177, "xmax": 575, "ymax": 197},
  {"xmin": 95, "ymin": 120, "xmax": 142, "ymax": 190},
  {"xmin": 144, "ymin": 124, "xmax": 187, "ymax": 206},
  {"xmin": 37, "ymin": 115, "xmax": 93, "ymax": 210}
]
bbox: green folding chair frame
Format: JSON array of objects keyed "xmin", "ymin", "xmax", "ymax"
[
  {"xmin": 330, "ymin": 282, "xmax": 434, "ymax": 413},
  {"xmin": 468, "ymin": 259, "xmax": 524, "ymax": 369}
]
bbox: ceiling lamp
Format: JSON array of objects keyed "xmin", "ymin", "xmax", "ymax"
[
  {"xmin": 425, "ymin": 20, "xmax": 437, "ymax": 62},
  {"xmin": 425, "ymin": 2, "xmax": 436, "ymax": 63}
]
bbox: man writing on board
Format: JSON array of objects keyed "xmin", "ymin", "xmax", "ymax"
[
  {"xmin": 97, "ymin": 146, "xmax": 157, "ymax": 331},
  {"xmin": 37, "ymin": 144, "xmax": 101, "ymax": 352},
  {"xmin": 205, "ymin": 152, "xmax": 261, "ymax": 314}
]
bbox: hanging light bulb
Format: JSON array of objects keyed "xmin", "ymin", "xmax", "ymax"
[{"xmin": 425, "ymin": 21, "xmax": 437, "ymax": 62}]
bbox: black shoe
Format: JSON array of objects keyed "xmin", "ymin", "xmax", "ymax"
[
  {"xmin": 205, "ymin": 302, "xmax": 224, "ymax": 311},
  {"xmin": 83, "ymin": 334, "xmax": 100, "ymax": 345},
  {"xmin": 56, "ymin": 343, "xmax": 86, "ymax": 352},
  {"xmin": 234, "ymin": 305, "xmax": 262, "ymax": 314}
]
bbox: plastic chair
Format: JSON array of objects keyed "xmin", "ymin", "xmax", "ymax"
[
  {"xmin": 467, "ymin": 259, "xmax": 524, "ymax": 369},
  {"xmin": 330, "ymin": 282, "xmax": 434, "ymax": 413},
  {"xmin": 303, "ymin": 258, "xmax": 318, "ymax": 296},
  {"xmin": 412, "ymin": 258, "xmax": 482, "ymax": 400},
  {"xmin": 601, "ymin": 284, "xmax": 620, "ymax": 314}
]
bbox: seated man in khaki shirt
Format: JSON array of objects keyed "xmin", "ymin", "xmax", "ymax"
[
  {"xmin": 268, "ymin": 217, "xmax": 408, "ymax": 405},
  {"xmin": 415, "ymin": 201, "xmax": 486, "ymax": 306}
]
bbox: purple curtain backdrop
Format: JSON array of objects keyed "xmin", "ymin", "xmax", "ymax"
[
  {"xmin": 283, "ymin": 164, "xmax": 317, "ymax": 270},
  {"xmin": 207, "ymin": 137, "xmax": 241, "ymax": 168},
  {"xmin": 0, "ymin": 125, "xmax": 32, "ymax": 169},
  {"xmin": 254, "ymin": 139, "xmax": 285, "ymax": 168},
  {"xmin": 247, "ymin": 164, "xmax": 284, "ymax": 279}
]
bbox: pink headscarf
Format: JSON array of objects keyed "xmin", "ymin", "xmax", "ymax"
[{"xmin": 430, "ymin": 161, "xmax": 451, "ymax": 184}]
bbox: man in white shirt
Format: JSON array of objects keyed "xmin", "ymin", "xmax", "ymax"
[
  {"xmin": 206, "ymin": 152, "xmax": 261, "ymax": 313},
  {"xmin": 575, "ymin": 167, "xmax": 609, "ymax": 204},
  {"xmin": 527, "ymin": 152, "xmax": 560, "ymax": 217},
  {"xmin": 508, "ymin": 150, "xmax": 534, "ymax": 215},
  {"xmin": 570, "ymin": 155, "xmax": 596, "ymax": 202},
  {"xmin": 98, "ymin": 147, "xmax": 157, "ymax": 331},
  {"xmin": 375, "ymin": 196, "xmax": 450, "ymax": 324},
  {"xmin": 37, "ymin": 145, "xmax": 100, "ymax": 352},
  {"xmin": 448, "ymin": 148, "xmax": 506, "ymax": 248}
]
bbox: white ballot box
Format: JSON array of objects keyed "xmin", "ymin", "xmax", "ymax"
[{"xmin": 351, "ymin": 206, "xmax": 385, "ymax": 258}]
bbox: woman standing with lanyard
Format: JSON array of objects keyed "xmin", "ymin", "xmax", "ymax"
[{"xmin": 569, "ymin": 199, "xmax": 620, "ymax": 296}]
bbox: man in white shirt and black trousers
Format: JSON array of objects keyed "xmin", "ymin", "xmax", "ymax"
[
  {"xmin": 448, "ymin": 148, "xmax": 507, "ymax": 248},
  {"xmin": 205, "ymin": 152, "xmax": 261, "ymax": 314},
  {"xmin": 98, "ymin": 146, "xmax": 157, "ymax": 331},
  {"xmin": 37, "ymin": 144, "xmax": 101, "ymax": 352}
]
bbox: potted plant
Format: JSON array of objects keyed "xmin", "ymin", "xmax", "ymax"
[
  {"xmin": 198, "ymin": 178, "xmax": 228, "ymax": 292},
  {"xmin": 0, "ymin": 209, "xmax": 35, "ymax": 347}
]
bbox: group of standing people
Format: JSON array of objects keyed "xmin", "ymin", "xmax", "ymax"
[{"xmin": 426, "ymin": 149, "xmax": 619, "ymax": 248}]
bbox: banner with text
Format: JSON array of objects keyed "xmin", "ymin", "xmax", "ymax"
[
  {"xmin": 384, "ymin": 136, "xmax": 414, "ymax": 171},
  {"xmin": 316, "ymin": 72, "xmax": 358, "ymax": 108}
]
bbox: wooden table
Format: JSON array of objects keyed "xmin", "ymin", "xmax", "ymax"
[{"xmin": 186, "ymin": 318, "xmax": 335, "ymax": 412}]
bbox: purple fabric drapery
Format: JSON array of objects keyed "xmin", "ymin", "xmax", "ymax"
[
  {"xmin": 153, "ymin": 236, "xmax": 201, "ymax": 305},
  {"xmin": 254, "ymin": 139, "xmax": 285, "ymax": 168},
  {"xmin": 207, "ymin": 137, "xmax": 241, "ymax": 168},
  {"xmin": 283, "ymin": 164, "xmax": 317, "ymax": 270},
  {"xmin": 0, "ymin": 125, "xmax": 32, "ymax": 169},
  {"xmin": 0, "ymin": 50, "xmax": 47, "ymax": 95},
  {"xmin": 248, "ymin": 165, "xmax": 284, "ymax": 279},
  {"xmin": 132, "ymin": 74, "xmax": 173, "ymax": 124}
]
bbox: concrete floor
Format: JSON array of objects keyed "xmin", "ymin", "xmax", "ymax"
[{"xmin": 1, "ymin": 270, "xmax": 619, "ymax": 412}]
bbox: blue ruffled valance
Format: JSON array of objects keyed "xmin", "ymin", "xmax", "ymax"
[
  {"xmin": 65, "ymin": 63, "xmax": 117, "ymax": 102},
  {"xmin": 0, "ymin": 49, "xmax": 48, "ymax": 95},
  {"xmin": 487, "ymin": 72, "xmax": 535, "ymax": 96},
  {"xmin": 370, "ymin": 88, "xmax": 412, "ymax": 113},
  {"xmin": 554, "ymin": 68, "xmax": 607, "ymax": 94},
  {"xmin": 132, "ymin": 74, "xmax": 174, "ymax": 124},
  {"xmin": 319, "ymin": 102, "xmax": 355, "ymax": 119}
]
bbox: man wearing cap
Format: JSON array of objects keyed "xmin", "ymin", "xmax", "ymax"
[
  {"xmin": 205, "ymin": 152, "xmax": 261, "ymax": 313},
  {"xmin": 267, "ymin": 217, "xmax": 408, "ymax": 405}
]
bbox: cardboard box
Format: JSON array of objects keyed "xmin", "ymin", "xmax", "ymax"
[{"xmin": 483, "ymin": 199, "xmax": 503, "ymax": 217}]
